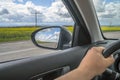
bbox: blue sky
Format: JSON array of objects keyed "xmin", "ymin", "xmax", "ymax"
[
  {"xmin": 0, "ymin": 0, "xmax": 119, "ymax": 27},
  {"xmin": 14, "ymin": 0, "xmax": 54, "ymax": 7}
]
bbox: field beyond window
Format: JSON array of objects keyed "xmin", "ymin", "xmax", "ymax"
[
  {"xmin": 0, "ymin": 26, "xmax": 73, "ymax": 43},
  {"xmin": 0, "ymin": 26, "xmax": 119, "ymax": 43},
  {"xmin": 0, "ymin": 27, "xmax": 39, "ymax": 43}
]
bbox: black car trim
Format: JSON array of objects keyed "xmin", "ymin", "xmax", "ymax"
[
  {"xmin": 0, "ymin": 46, "xmax": 90, "ymax": 80},
  {"xmin": 62, "ymin": 0, "xmax": 91, "ymax": 46}
]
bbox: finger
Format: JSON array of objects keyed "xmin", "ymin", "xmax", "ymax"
[
  {"xmin": 88, "ymin": 47, "xmax": 105, "ymax": 55},
  {"xmin": 92, "ymin": 47, "xmax": 105, "ymax": 54},
  {"xmin": 97, "ymin": 47, "xmax": 105, "ymax": 52},
  {"xmin": 105, "ymin": 55, "xmax": 115, "ymax": 67}
]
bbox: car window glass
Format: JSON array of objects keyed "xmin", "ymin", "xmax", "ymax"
[
  {"xmin": 93, "ymin": 0, "xmax": 120, "ymax": 39},
  {"xmin": 0, "ymin": 0, "xmax": 74, "ymax": 62}
]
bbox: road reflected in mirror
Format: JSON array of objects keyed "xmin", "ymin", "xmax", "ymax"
[{"xmin": 35, "ymin": 28, "xmax": 60, "ymax": 49}]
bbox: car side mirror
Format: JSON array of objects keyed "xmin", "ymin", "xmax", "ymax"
[{"xmin": 31, "ymin": 26, "xmax": 72, "ymax": 50}]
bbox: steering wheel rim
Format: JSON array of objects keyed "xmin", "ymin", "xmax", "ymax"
[
  {"xmin": 103, "ymin": 40, "xmax": 120, "ymax": 58},
  {"xmin": 93, "ymin": 40, "xmax": 120, "ymax": 80}
]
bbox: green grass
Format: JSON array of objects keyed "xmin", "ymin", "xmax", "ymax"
[
  {"xmin": 0, "ymin": 26, "xmax": 73, "ymax": 43},
  {"xmin": 0, "ymin": 27, "xmax": 39, "ymax": 43},
  {"xmin": 0, "ymin": 26, "xmax": 120, "ymax": 43}
]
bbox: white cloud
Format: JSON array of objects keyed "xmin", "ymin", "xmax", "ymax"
[
  {"xmin": 0, "ymin": 0, "xmax": 74, "ymax": 26},
  {"xmin": 93, "ymin": 0, "xmax": 120, "ymax": 25},
  {"xmin": 0, "ymin": 0, "xmax": 13, "ymax": 3},
  {"xmin": 0, "ymin": 0, "xmax": 45, "ymax": 23},
  {"xmin": 46, "ymin": 31, "xmax": 60, "ymax": 41},
  {"xmin": 17, "ymin": 0, "xmax": 23, "ymax": 3},
  {"xmin": 41, "ymin": 0, "xmax": 73, "ymax": 23},
  {"xmin": 93, "ymin": 0, "xmax": 105, "ymax": 12},
  {"xmin": 0, "ymin": 8, "xmax": 9, "ymax": 15},
  {"xmin": 36, "ymin": 31, "xmax": 60, "ymax": 42}
]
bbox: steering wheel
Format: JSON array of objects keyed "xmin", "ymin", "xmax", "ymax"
[
  {"xmin": 103, "ymin": 40, "xmax": 120, "ymax": 58},
  {"xmin": 94, "ymin": 40, "xmax": 120, "ymax": 80}
]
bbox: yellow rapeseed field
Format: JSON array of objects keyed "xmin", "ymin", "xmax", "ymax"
[
  {"xmin": 0, "ymin": 27, "xmax": 39, "ymax": 43},
  {"xmin": 0, "ymin": 26, "xmax": 120, "ymax": 43}
]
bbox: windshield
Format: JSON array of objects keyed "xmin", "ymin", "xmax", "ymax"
[{"xmin": 93, "ymin": 0, "xmax": 120, "ymax": 39}]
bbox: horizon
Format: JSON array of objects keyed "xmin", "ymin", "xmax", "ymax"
[
  {"xmin": 0, "ymin": 0, "xmax": 120, "ymax": 27},
  {"xmin": 0, "ymin": 23, "xmax": 120, "ymax": 27}
]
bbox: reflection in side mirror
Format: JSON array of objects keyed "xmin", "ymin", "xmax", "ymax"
[
  {"xmin": 31, "ymin": 26, "xmax": 72, "ymax": 50},
  {"xmin": 35, "ymin": 28, "xmax": 60, "ymax": 49}
]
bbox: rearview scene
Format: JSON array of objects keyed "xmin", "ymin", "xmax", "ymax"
[{"xmin": 35, "ymin": 28, "xmax": 60, "ymax": 48}]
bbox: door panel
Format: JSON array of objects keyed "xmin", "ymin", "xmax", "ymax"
[{"xmin": 0, "ymin": 46, "xmax": 90, "ymax": 80}]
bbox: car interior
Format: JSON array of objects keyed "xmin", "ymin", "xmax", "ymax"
[{"xmin": 0, "ymin": 0, "xmax": 120, "ymax": 80}]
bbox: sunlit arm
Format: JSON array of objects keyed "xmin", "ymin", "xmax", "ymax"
[{"xmin": 55, "ymin": 47, "xmax": 114, "ymax": 80}]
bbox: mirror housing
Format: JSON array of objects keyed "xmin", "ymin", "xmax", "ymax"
[{"xmin": 31, "ymin": 26, "xmax": 72, "ymax": 50}]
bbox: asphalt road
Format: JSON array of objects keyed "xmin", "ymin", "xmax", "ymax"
[
  {"xmin": 0, "ymin": 31, "xmax": 119, "ymax": 62},
  {"xmin": 0, "ymin": 40, "xmax": 58, "ymax": 62},
  {"xmin": 104, "ymin": 31, "xmax": 120, "ymax": 39}
]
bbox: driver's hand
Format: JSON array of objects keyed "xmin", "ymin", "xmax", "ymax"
[
  {"xmin": 56, "ymin": 47, "xmax": 115, "ymax": 80},
  {"xmin": 78, "ymin": 47, "xmax": 115, "ymax": 77}
]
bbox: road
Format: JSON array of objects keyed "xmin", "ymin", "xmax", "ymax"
[
  {"xmin": 104, "ymin": 31, "xmax": 120, "ymax": 39},
  {"xmin": 0, "ymin": 31, "xmax": 119, "ymax": 62},
  {"xmin": 0, "ymin": 41, "xmax": 57, "ymax": 62}
]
